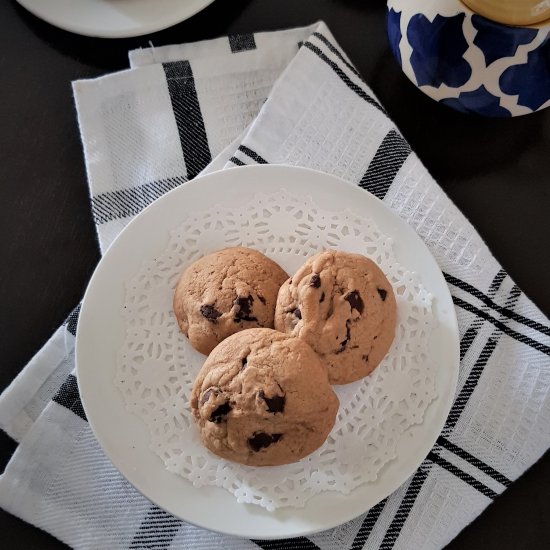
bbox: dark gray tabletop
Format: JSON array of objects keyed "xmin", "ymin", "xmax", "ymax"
[{"xmin": 1, "ymin": 0, "xmax": 549, "ymax": 548}]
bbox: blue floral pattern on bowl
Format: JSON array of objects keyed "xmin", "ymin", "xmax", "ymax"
[
  {"xmin": 500, "ymin": 35, "xmax": 550, "ymax": 110},
  {"xmin": 387, "ymin": 0, "xmax": 550, "ymax": 117},
  {"xmin": 440, "ymin": 85, "xmax": 512, "ymax": 117},
  {"xmin": 471, "ymin": 15, "xmax": 538, "ymax": 65},
  {"xmin": 387, "ymin": 8, "xmax": 403, "ymax": 67},
  {"xmin": 408, "ymin": 13, "xmax": 472, "ymax": 88}
]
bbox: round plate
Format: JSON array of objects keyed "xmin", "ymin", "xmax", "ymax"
[
  {"xmin": 16, "ymin": 0, "xmax": 215, "ymax": 38},
  {"xmin": 76, "ymin": 165, "xmax": 459, "ymax": 539}
]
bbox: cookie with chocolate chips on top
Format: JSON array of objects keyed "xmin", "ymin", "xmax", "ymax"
[
  {"xmin": 275, "ymin": 250, "xmax": 396, "ymax": 385},
  {"xmin": 190, "ymin": 328, "xmax": 339, "ymax": 466},
  {"xmin": 173, "ymin": 247, "xmax": 288, "ymax": 355}
]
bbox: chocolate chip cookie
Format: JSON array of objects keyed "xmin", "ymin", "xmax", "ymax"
[
  {"xmin": 274, "ymin": 250, "xmax": 396, "ymax": 385},
  {"xmin": 173, "ymin": 247, "xmax": 288, "ymax": 355},
  {"xmin": 190, "ymin": 328, "xmax": 339, "ymax": 466}
]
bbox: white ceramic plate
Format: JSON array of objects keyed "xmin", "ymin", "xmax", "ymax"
[
  {"xmin": 16, "ymin": 0, "xmax": 215, "ymax": 38},
  {"xmin": 76, "ymin": 165, "xmax": 459, "ymax": 539}
]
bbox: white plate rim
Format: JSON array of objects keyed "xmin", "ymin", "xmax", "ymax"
[
  {"xmin": 76, "ymin": 164, "xmax": 460, "ymax": 539},
  {"xmin": 16, "ymin": 0, "xmax": 216, "ymax": 38}
]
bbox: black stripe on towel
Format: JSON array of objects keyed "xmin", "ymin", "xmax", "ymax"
[
  {"xmin": 91, "ymin": 177, "xmax": 185, "ymax": 225},
  {"xmin": 350, "ymin": 499, "xmax": 387, "ymax": 549},
  {"xmin": 163, "ymin": 60, "xmax": 211, "ymax": 180},
  {"xmin": 453, "ymin": 295, "xmax": 550, "ymax": 356},
  {"xmin": 358, "ymin": 129, "xmax": 411, "ymax": 199},
  {"xmin": 302, "ymin": 41, "xmax": 386, "ymax": 115},
  {"xmin": 458, "ymin": 269, "xmax": 506, "ymax": 361},
  {"xmin": 229, "ymin": 156, "xmax": 246, "ymax": 166},
  {"xmin": 129, "ymin": 506, "xmax": 182, "ymax": 549},
  {"xmin": 446, "ymin": 335, "xmax": 499, "ymax": 433},
  {"xmin": 312, "ymin": 31, "xmax": 362, "ymax": 79},
  {"xmin": 237, "ymin": 145, "xmax": 268, "ymax": 164},
  {"xmin": 444, "ymin": 284, "xmax": 522, "ymax": 432},
  {"xmin": 378, "ymin": 464, "xmax": 431, "ymax": 550},
  {"xmin": 436, "ymin": 436, "xmax": 512, "ymax": 487},
  {"xmin": 253, "ymin": 537, "xmax": 321, "ymax": 550},
  {"xmin": 229, "ymin": 33, "xmax": 257, "ymax": 53},
  {"xmin": 489, "ymin": 269, "xmax": 508, "ymax": 293},
  {"xmin": 444, "ymin": 272, "xmax": 550, "ymax": 336},
  {"xmin": 52, "ymin": 374, "xmax": 87, "ymax": 422},
  {"xmin": 64, "ymin": 304, "xmax": 82, "ymax": 337},
  {"xmin": 427, "ymin": 452, "xmax": 499, "ymax": 500}
]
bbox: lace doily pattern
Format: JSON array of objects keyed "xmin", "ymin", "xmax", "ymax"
[{"xmin": 116, "ymin": 190, "xmax": 436, "ymax": 510}]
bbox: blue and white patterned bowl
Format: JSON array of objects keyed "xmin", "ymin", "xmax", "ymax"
[{"xmin": 387, "ymin": 0, "xmax": 550, "ymax": 117}]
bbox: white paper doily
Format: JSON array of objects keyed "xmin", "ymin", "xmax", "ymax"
[{"xmin": 116, "ymin": 189, "xmax": 436, "ymax": 511}]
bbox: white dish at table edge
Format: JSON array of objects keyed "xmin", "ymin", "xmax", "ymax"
[
  {"xmin": 16, "ymin": 0, "xmax": 215, "ymax": 38},
  {"xmin": 76, "ymin": 165, "xmax": 459, "ymax": 539}
]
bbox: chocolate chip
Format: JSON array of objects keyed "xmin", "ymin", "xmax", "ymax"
[
  {"xmin": 200, "ymin": 388, "xmax": 215, "ymax": 405},
  {"xmin": 310, "ymin": 274, "xmax": 321, "ymax": 288},
  {"xmin": 234, "ymin": 317, "xmax": 257, "ymax": 323},
  {"xmin": 258, "ymin": 295, "xmax": 266, "ymax": 305},
  {"xmin": 241, "ymin": 357, "xmax": 248, "ymax": 370},
  {"xmin": 200, "ymin": 304, "xmax": 222, "ymax": 321},
  {"xmin": 234, "ymin": 295, "xmax": 257, "ymax": 322},
  {"xmin": 377, "ymin": 288, "xmax": 387, "ymax": 301},
  {"xmin": 345, "ymin": 291, "xmax": 364, "ymax": 314},
  {"xmin": 259, "ymin": 390, "xmax": 285, "ymax": 413},
  {"xmin": 235, "ymin": 295, "xmax": 253, "ymax": 314},
  {"xmin": 320, "ymin": 292, "xmax": 325, "ymax": 303},
  {"xmin": 337, "ymin": 320, "xmax": 351, "ymax": 353},
  {"xmin": 248, "ymin": 432, "xmax": 282, "ymax": 452},
  {"xmin": 209, "ymin": 402, "xmax": 232, "ymax": 423},
  {"xmin": 362, "ymin": 355, "xmax": 369, "ymax": 362},
  {"xmin": 294, "ymin": 308, "xmax": 302, "ymax": 319}
]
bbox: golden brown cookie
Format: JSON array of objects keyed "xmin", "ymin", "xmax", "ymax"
[
  {"xmin": 275, "ymin": 250, "xmax": 396, "ymax": 385},
  {"xmin": 190, "ymin": 328, "xmax": 339, "ymax": 466},
  {"xmin": 173, "ymin": 247, "xmax": 288, "ymax": 355}
]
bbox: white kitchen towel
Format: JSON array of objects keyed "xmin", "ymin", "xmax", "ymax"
[{"xmin": 1, "ymin": 21, "xmax": 549, "ymax": 550}]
